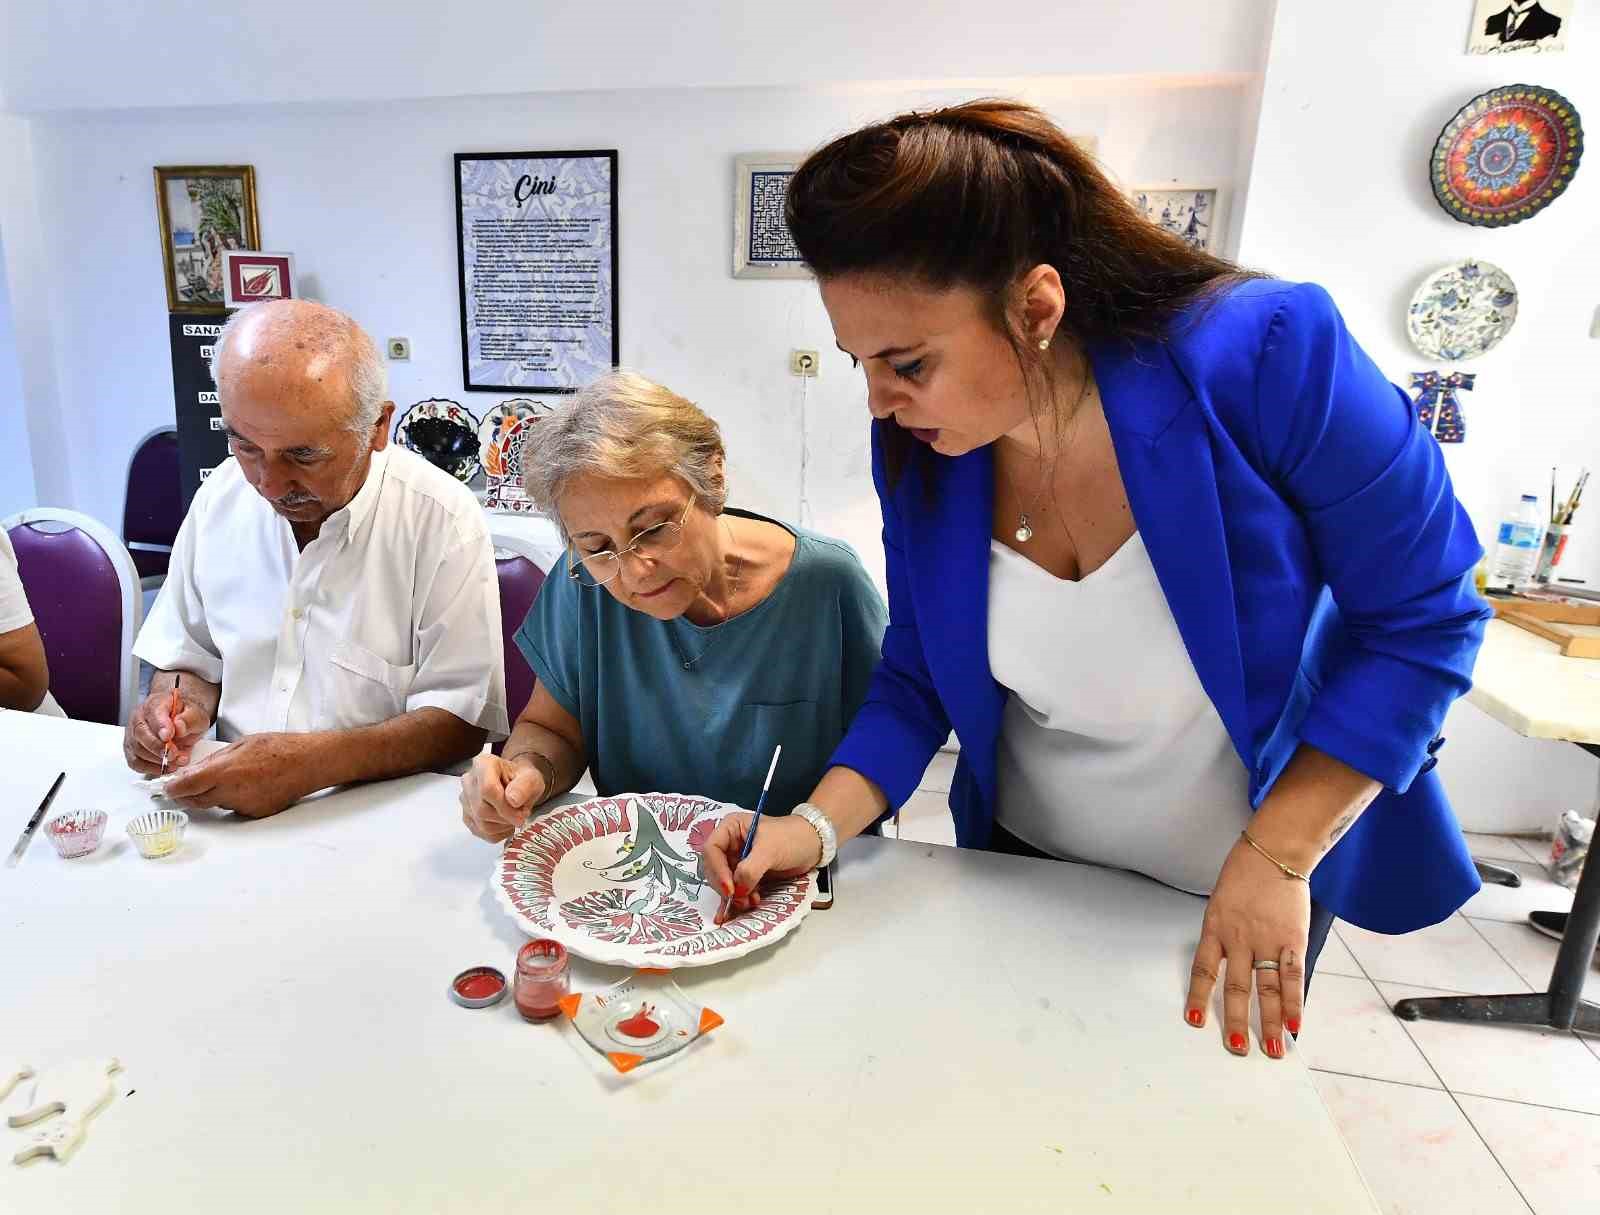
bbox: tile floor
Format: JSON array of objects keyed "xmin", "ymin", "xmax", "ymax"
[{"xmin": 898, "ymin": 754, "xmax": 1600, "ymax": 1215}]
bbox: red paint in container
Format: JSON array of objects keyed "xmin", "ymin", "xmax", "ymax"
[
  {"xmin": 515, "ymin": 939, "xmax": 570, "ymax": 1022},
  {"xmin": 448, "ymin": 966, "xmax": 507, "ymax": 1009}
]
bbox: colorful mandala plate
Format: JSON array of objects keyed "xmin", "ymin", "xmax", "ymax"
[
  {"xmin": 495, "ymin": 792, "xmax": 817, "ymax": 968},
  {"xmin": 1431, "ymin": 84, "xmax": 1583, "ymax": 228},
  {"xmin": 1406, "ymin": 259, "xmax": 1518, "ymax": 362}
]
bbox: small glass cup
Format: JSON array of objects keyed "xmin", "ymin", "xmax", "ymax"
[
  {"xmin": 127, "ymin": 809, "xmax": 188, "ymax": 859},
  {"xmin": 44, "ymin": 810, "xmax": 108, "ymax": 859},
  {"xmin": 514, "ymin": 939, "xmax": 570, "ymax": 1022}
]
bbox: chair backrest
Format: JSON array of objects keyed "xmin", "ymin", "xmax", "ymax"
[
  {"xmin": 122, "ymin": 427, "xmax": 182, "ymax": 583},
  {"xmin": 490, "ymin": 533, "xmax": 549, "ymax": 754},
  {"xmin": 3, "ymin": 508, "xmax": 143, "ymax": 726}
]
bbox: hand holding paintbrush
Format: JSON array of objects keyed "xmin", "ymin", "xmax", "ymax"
[{"xmin": 714, "ymin": 745, "xmax": 781, "ymax": 925}]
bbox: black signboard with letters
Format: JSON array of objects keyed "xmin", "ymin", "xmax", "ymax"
[{"xmin": 168, "ymin": 314, "xmax": 230, "ymax": 507}]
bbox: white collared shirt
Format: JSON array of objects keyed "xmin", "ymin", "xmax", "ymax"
[{"xmin": 134, "ymin": 446, "xmax": 508, "ymax": 745}]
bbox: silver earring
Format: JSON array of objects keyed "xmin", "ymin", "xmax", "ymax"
[{"xmin": 1038, "ymin": 338, "xmax": 1050, "ymax": 351}]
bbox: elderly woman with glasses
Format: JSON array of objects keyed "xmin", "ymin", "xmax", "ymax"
[{"xmin": 459, "ymin": 370, "xmax": 888, "ymax": 844}]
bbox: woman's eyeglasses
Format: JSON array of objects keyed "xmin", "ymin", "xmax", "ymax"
[{"xmin": 568, "ymin": 496, "xmax": 695, "ymax": 587}]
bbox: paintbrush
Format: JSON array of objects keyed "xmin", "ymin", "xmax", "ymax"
[
  {"xmin": 161, "ymin": 675, "xmax": 181, "ymax": 772},
  {"xmin": 716, "ymin": 744, "xmax": 782, "ymax": 923},
  {"xmin": 5, "ymin": 772, "xmax": 66, "ymax": 868}
]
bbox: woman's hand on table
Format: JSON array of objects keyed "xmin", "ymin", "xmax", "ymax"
[
  {"xmin": 124, "ymin": 685, "xmax": 212, "ymax": 774},
  {"xmin": 1183, "ymin": 834, "xmax": 1311, "ymax": 1060},
  {"xmin": 460, "ymin": 753, "xmax": 549, "ymax": 843},
  {"xmin": 701, "ymin": 812, "xmax": 822, "ymax": 922}
]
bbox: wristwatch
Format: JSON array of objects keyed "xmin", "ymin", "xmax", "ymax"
[{"xmin": 792, "ymin": 803, "xmax": 839, "ymax": 868}]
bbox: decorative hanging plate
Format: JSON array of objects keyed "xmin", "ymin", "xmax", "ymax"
[
  {"xmin": 1406, "ymin": 259, "xmax": 1518, "ymax": 362},
  {"xmin": 478, "ymin": 398, "xmax": 552, "ymax": 479},
  {"xmin": 1430, "ymin": 84, "xmax": 1583, "ymax": 227},
  {"xmin": 496, "ymin": 792, "xmax": 817, "ymax": 968},
  {"xmin": 395, "ymin": 398, "xmax": 481, "ymax": 482}
]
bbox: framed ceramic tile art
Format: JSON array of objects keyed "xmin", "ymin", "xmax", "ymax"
[
  {"xmin": 1130, "ymin": 183, "xmax": 1226, "ymax": 254},
  {"xmin": 733, "ymin": 153, "xmax": 809, "ymax": 279}
]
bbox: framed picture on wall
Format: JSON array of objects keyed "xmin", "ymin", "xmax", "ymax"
[
  {"xmin": 1466, "ymin": 0, "xmax": 1571, "ymax": 54},
  {"xmin": 154, "ymin": 165, "xmax": 260, "ymax": 313},
  {"xmin": 1130, "ymin": 184, "xmax": 1227, "ymax": 254},
  {"xmin": 221, "ymin": 250, "xmax": 295, "ymax": 308},
  {"xmin": 455, "ymin": 150, "xmax": 619, "ymax": 392},
  {"xmin": 733, "ymin": 153, "xmax": 810, "ymax": 280}
]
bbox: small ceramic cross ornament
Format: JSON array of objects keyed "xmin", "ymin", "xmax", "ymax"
[
  {"xmin": 0, "ymin": 1061, "xmax": 33, "ymax": 1103},
  {"xmin": 8, "ymin": 1058, "xmax": 121, "ymax": 1165}
]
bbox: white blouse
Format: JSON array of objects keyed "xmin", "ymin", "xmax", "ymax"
[{"xmin": 986, "ymin": 532, "xmax": 1250, "ymax": 895}]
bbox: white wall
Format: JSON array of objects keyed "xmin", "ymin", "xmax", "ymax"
[
  {"xmin": 0, "ymin": 0, "xmax": 1271, "ymax": 112},
  {"xmin": 18, "ymin": 74, "xmax": 1250, "ymax": 590},
  {"xmin": 0, "ymin": 113, "xmax": 67, "ymax": 512},
  {"xmin": 1241, "ymin": 2, "xmax": 1599, "ymax": 830},
  {"xmin": 0, "ymin": 228, "xmax": 37, "ymax": 517}
]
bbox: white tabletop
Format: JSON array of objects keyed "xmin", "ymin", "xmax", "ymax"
[
  {"xmin": 480, "ymin": 506, "xmax": 565, "ymax": 572},
  {"xmin": 1467, "ymin": 619, "xmax": 1600, "ymax": 745},
  {"xmin": 0, "ymin": 711, "xmax": 1375, "ymax": 1213}
]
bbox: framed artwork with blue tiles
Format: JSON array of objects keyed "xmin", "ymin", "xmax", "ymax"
[{"xmin": 733, "ymin": 154, "xmax": 810, "ymax": 279}]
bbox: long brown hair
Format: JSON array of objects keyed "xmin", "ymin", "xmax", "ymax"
[{"xmin": 784, "ymin": 99, "xmax": 1257, "ymax": 485}]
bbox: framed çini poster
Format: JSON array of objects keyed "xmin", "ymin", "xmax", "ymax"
[
  {"xmin": 221, "ymin": 251, "xmax": 294, "ymax": 307},
  {"xmin": 1131, "ymin": 184, "xmax": 1226, "ymax": 253},
  {"xmin": 455, "ymin": 150, "xmax": 619, "ymax": 392}
]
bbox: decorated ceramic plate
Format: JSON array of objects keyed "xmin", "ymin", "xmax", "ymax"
[
  {"xmin": 1406, "ymin": 259, "xmax": 1518, "ymax": 362},
  {"xmin": 395, "ymin": 398, "xmax": 481, "ymax": 482},
  {"xmin": 495, "ymin": 792, "xmax": 817, "ymax": 969},
  {"xmin": 1431, "ymin": 84, "xmax": 1583, "ymax": 228},
  {"xmin": 478, "ymin": 398, "xmax": 552, "ymax": 479}
]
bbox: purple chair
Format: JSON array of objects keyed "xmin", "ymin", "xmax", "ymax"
[
  {"xmin": 3, "ymin": 509, "xmax": 143, "ymax": 725},
  {"xmin": 489, "ymin": 533, "xmax": 548, "ymax": 756},
  {"xmin": 122, "ymin": 427, "xmax": 182, "ymax": 588}
]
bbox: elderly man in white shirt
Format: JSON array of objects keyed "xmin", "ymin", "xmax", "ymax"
[{"xmin": 126, "ymin": 299, "xmax": 507, "ymax": 817}]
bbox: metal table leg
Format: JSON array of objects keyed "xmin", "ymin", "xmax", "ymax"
[{"xmin": 1394, "ymin": 742, "xmax": 1600, "ymax": 1035}]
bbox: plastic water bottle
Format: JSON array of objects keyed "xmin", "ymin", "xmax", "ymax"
[{"xmin": 1489, "ymin": 494, "xmax": 1544, "ymax": 589}]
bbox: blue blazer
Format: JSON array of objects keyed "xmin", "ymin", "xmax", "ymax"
[{"xmin": 830, "ymin": 280, "xmax": 1490, "ymax": 934}]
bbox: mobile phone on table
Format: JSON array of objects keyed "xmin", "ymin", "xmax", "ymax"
[{"xmin": 811, "ymin": 861, "xmax": 834, "ymax": 910}]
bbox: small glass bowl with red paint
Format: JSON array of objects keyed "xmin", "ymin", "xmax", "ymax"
[
  {"xmin": 43, "ymin": 810, "xmax": 108, "ymax": 859},
  {"xmin": 514, "ymin": 939, "xmax": 570, "ymax": 1022}
]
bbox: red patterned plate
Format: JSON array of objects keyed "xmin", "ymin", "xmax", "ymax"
[
  {"xmin": 495, "ymin": 792, "xmax": 817, "ymax": 968},
  {"xmin": 1431, "ymin": 84, "xmax": 1583, "ymax": 227}
]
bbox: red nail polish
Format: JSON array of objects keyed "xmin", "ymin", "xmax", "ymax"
[
  {"xmin": 734, "ymin": 886, "xmax": 750, "ymax": 898},
  {"xmin": 721, "ymin": 880, "xmax": 734, "ymax": 896},
  {"xmin": 1286, "ymin": 1017, "xmax": 1301, "ymax": 1036},
  {"xmin": 1186, "ymin": 1008, "xmax": 1204, "ymax": 1027},
  {"xmin": 1228, "ymin": 1032, "xmax": 1246, "ymax": 1053},
  {"xmin": 1266, "ymin": 1038, "xmax": 1284, "ymax": 1059}
]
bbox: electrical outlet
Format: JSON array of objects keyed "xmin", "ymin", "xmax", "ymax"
[
  {"xmin": 387, "ymin": 337, "xmax": 411, "ymax": 360},
  {"xmin": 790, "ymin": 349, "xmax": 819, "ymax": 377}
]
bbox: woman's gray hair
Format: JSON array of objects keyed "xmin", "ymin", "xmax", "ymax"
[
  {"xmin": 213, "ymin": 301, "xmax": 388, "ymax": 435},
  {"xmin": 522, "ymin": 370, "xmax": 728, "ymax": 536}
]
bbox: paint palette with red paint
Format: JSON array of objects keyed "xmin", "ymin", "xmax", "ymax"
[{"xmin": 558, "ymin": 970, "xmax": 723, "ymax": 1074}]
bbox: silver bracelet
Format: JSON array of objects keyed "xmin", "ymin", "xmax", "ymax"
[{"xmin": 792, "ymin": 803, "xmax": 838, "ymax": 868}]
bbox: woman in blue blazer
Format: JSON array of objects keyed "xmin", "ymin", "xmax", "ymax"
[{"xmin": 704, "ymin": 101, "xmax": 1488, "ymax": 1061}]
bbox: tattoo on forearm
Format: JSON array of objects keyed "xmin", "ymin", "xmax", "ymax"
[{"xmin": 1326, "ymin": 812, "xmax": 1355, "ymax": 848}]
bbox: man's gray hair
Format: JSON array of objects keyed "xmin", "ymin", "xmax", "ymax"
[
  {"xmin": 213, "ymin": 301, "xmax": 388, "ymax": 434},
  {"xmin": 523, "ymin": 370, "xmax": 727, "ymax": 537}
]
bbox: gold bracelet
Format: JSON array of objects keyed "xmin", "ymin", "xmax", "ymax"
[{"xmin": 1241, "ymin": 830, "xmax": 1311, "ymax": 883}]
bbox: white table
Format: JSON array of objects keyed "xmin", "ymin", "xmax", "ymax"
[
  {"xmin": 1395, "ymin": 619, "xmax": 1600, "ymax": 1035},
  {"xmin": 0, "ymin": 712, "xmax": 1375, "ymax": 1213},
  {"xmin": 479, "ymin": 504, "xmax": 566, "ymax": 572}
]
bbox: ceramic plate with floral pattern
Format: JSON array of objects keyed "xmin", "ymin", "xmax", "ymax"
[
  {"xmin": 1406, "ymin": 259, "xmax": 1518, "ymax": 362},
  {"xmin": 495, "ymin": 792, "xmax": 817, "ymax": 968},
  {"xmin": 1431, "ymin": 84, "xmax": 1583, "ymax": 228}
]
